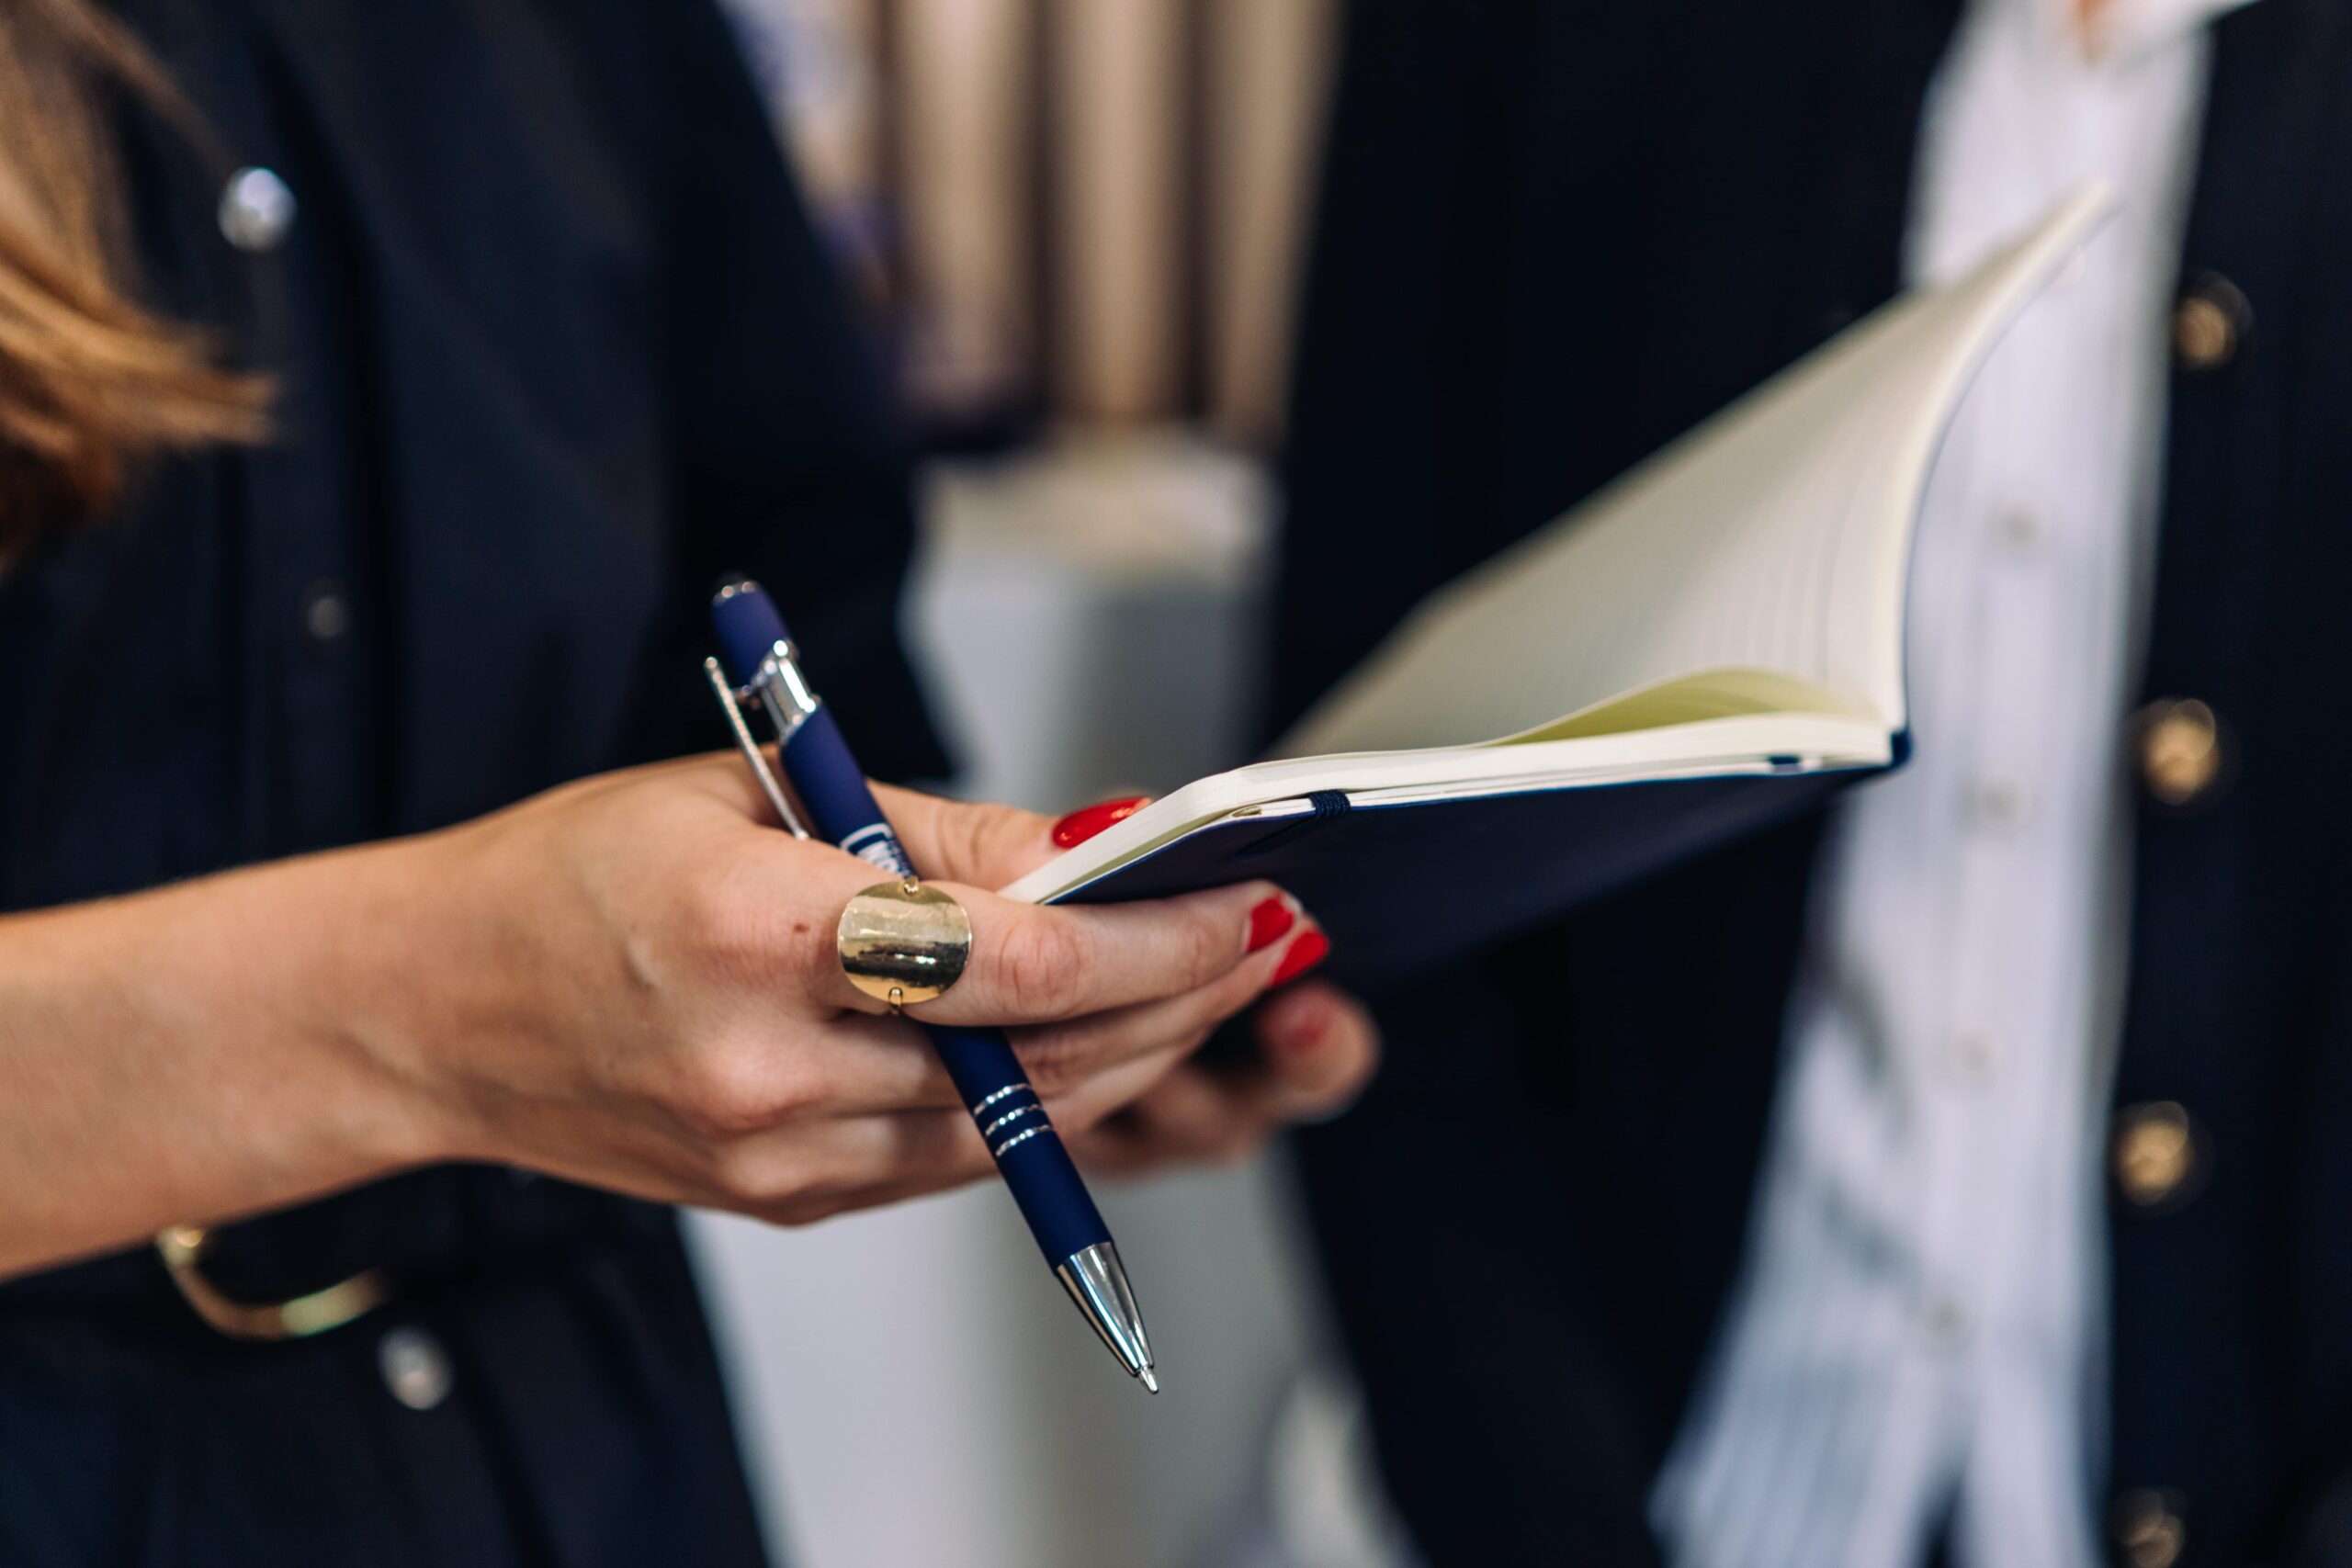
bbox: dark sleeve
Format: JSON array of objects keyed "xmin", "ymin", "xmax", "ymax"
[
  {"xmin": 1270, "ymin": 0, "xmax": 1528, "ymax": 735},
  {"xmin": 623, "ymin": 0, "xmax": 952, "ymax": 783}
]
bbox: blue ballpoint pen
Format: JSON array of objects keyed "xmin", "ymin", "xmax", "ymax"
[{"xmin": 705, "ymin": 577, "xmax": 1158, "ymax": 1393}]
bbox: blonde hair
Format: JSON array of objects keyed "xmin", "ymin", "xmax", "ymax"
[{"xmin": 0, "ymin": 0, "xmax": 268, "ymax": 547}]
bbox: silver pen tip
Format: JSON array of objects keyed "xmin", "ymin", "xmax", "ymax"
[
  {"xmin": 1137, "ymin": 1366, "xmax": 1160, "ymax": 1395},
  {"xmin": 1057, "ymin": 1241, "xmax": 1156, "ymax": 1384}
]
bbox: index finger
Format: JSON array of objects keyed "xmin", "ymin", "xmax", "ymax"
[
  {"xmin": 871, "ymin": 784, "xmax": 1062, "ymax": 890},
  {"xmin": 825, "ymin": 878, "xmax": 1291, "ymax": 1027}
]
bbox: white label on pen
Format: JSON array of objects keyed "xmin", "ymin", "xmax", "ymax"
[{"xmin": 844, "ymin": 824, "xmax": 915, "ymax": 878}]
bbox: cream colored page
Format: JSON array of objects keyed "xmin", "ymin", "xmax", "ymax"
[{"xmin": 1283, "ymin": 187, "xmax": 2111, "ymax": 758}]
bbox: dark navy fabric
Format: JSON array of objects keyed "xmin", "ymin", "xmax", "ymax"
[
  {"xmin": 1276, "ymin": 2, "xmax": 2352, "ymax": 1564},
  {"xmin": 0, "ymin": 2, "xmax": 944, "ymax": 1563}
]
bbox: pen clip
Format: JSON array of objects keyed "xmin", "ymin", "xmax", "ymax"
[
  {"xmin": 705, "ymin": 656, "xmax": 812, "ymax": 839},
  {"xmin": 751, "ymin": 637, "xmax": 821, "ymax": 729}
]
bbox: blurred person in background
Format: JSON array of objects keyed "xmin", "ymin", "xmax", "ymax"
[
  {"xmin": 0, "ymin": 3, "xmax": 1374, "ymax": 1564},
  {"xmin": 1279, "ymin": 1, "xmax": 2348, "ymax": 1564}
]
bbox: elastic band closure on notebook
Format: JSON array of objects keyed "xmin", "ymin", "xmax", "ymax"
[{"xmin": 1236, "ymin": 790, "xmax": 1352, "ymax": 861}]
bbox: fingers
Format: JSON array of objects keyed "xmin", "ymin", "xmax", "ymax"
[
  {"xmin": 695, "ymin": 774, "xmax": 1292, "ymax": 1035},
  {"xmin": 693, "ymin": 1043, "xmax": 1194, "ymax": 1226},
  {"xmin": 719, "ymin": 1103, "xmax": 993, "ymax": 1223},
  {"xmin": 731, "ymin": 852, "xmax": 1306, "ymax": 1116},
  {"xmin": 872, "ymin": 784, "xmax": 1062, "ymax": 890},
  {"xmin": 817, "ymin": 877, "xmax": 1292, "ymax": 1028},
  {"xmin": 677, "ymin": 979, "xmax": 1379, "ymax": 1224},
  {"xmin": 1068, "ymin": 979, "xmax": 1381, "ymax": 1177},
  {"xmin": 775, "ymin": 904, "xmax": 1298, "ymax": 1114},
  {"xmin": 1002, "ymin": 921, "xmax": 1292, "ymax": 1097},
  {"xmin": 1068, "ymin": 1062, "xmax": 1255, "ymax": 1174},
  {"xmin": 1250, "ymin": 979, "xmax": 1381, "ymax": 1109},
  {"xmin": 711, "ymin": 779, "xmax": 1283, "ymax": 1029},
  {"xmin": 752, "ymin": 944, "xmax": 1288, "ymax": 1121}
]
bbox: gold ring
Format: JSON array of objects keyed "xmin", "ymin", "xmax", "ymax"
[{"xmin": 838, "ymin": 877, "xmax": 972, "ymax": 1014}]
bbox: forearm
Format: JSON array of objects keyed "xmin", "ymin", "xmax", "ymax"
[{"xmin": 0, "ymin": 841, "xmax": 448, "ymax": 1280}]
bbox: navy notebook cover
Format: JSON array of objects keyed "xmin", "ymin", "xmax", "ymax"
[{"xmin": 1047, "ymin": 761, "xmax": 1885, "ymax": 993}]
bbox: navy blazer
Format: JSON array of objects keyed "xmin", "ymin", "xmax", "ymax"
[{"xmin": 1279, "ymin": 3, "xmax": 2352, "ymax": 1564}]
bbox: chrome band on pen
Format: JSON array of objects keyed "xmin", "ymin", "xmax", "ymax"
[
  {"xmin": 969, "ymin": 1082, "xmax": 1033, "ymax": 1117},
  {"xmin": 980, "ymin": 1102, "xmax": 1040, "ymax": 1140},
  {"xmin": 991, "ymin": 1125, "xmax": 1049, "ymax": 1158},
  {"xmin": 746, "ymin": 637, "xmax": 820, "ymax": 742}
]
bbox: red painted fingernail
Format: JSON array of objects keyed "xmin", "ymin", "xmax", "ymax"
[
  {"xmin": 1272, "ymin": 929, "xmax": 1330, "ymax": 986},
  {"xmin": 1246, "ymin": 897, "xmax": 1296, "ymax": 953},
  {"xmin": 1051, "ymin": 795, "xmax": 1149, "ymax": 847}
]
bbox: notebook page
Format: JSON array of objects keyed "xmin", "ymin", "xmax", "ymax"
[{"xmin": 1283, "ymin": 187, "xmax": 2110, "ymax": 758}]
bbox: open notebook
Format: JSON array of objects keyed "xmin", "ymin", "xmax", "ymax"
[{"xmin": 1001, "ymin": 188, "xmax": 2111, "ymax": 987}]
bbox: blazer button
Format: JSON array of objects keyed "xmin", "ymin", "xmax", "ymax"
[
  {"xmin": 2111, "ymin": 1488, "xmax": 2187, "ymax": 1568},
  {"xmin": 300, "ymin": 580, "xmax": 351, "ymax": 648},
  {"xmin": 2135, "ymin": 698, "xmax": 2222, "ymax": 807},
  {"xmin": 2173, "ymin": 271, "xmax": 2249, "ymax": 372},
  {"xmin": 378, "ymin": 1325, "xmax": 454, "ymax": 1411},
  {"xmin": 218, "ymin": 166, "xmax": 297, "ymax": 254},
  {"xmin": 2112, "ymin": 1101, "xmax": 2201, "ymax": 1209}
]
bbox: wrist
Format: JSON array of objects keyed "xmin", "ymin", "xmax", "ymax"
[
  {"xmin": 152, "ymin": 838, "xmax": 470, "ymax": 1182},
  {"xmin": 0, "ymin": 837, "xmax": 481, "ymax": 1278},
  {"xmin": 284, "ymin": 832, "xmax": 488, "ymax": 1173}
]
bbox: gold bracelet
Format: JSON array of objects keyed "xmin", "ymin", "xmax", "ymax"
[{"xmin": 153, "ymin": 1224, "xmax": 389, "ymax": 1341}]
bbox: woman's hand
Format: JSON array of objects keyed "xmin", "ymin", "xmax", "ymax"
[
  {"xmin": 0, "ymin": 756, "xmax": 1335, "ymax": 1279},
  {"xmin": 384, "ymin": 757, "xmax": 1318, "ymax": 1225},
  {"xmin": 946, "ymin": 793, "xmax": 1383, "ymax": 1180}
]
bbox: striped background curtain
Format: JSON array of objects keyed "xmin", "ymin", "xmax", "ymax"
[{"xmin": 729, "ymin": 0, "xmax": 1340, "ymax": 451}]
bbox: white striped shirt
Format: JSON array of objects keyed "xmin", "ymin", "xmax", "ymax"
[{"xmin": 1651, "ymin": 1, "xmax": 2250, "ymax": 1563}]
